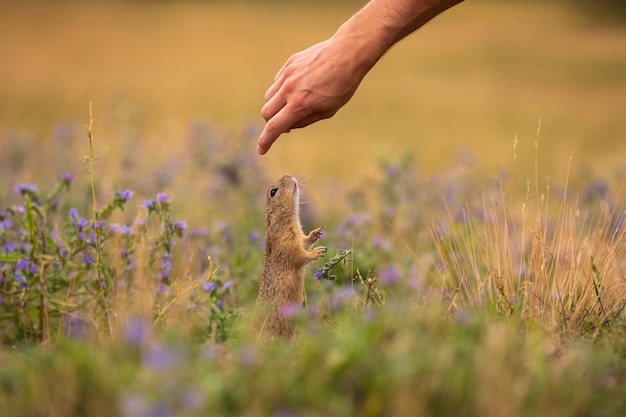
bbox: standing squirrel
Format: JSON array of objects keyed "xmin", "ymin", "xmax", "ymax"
[{"xmin": 255, "ymin": 174, "xmax": 327, "ymax": 339}]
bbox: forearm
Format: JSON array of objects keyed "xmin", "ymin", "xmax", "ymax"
[{"xmin": 333, "ymin": 0, "xmax": 464, "ymax": 72}]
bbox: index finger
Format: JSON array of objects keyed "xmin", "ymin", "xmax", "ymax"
[{"xmin": 257, "ymin": 104, "xmax": 310, "ymax": 155}]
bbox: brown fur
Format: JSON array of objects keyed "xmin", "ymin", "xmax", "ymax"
[{"xmin": 255, "ymin": 174, "xmax": 326, "ymax": 339}]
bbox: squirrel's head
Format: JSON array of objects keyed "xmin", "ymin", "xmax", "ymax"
[{"xmin": 265, "ymin": 174, "xmax": 299, "ymax": 226}]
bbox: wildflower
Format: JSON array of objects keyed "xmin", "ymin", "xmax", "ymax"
[
  {"xmin": 224, "ymin": 281, "xmax": 233, "ymax": 290},
  {"xmin": 379, "ymin": 266, "xmax": 401, "ymax": 285},
  {"xmin": 217, "ymin": 300, "xmax": 224, "ymax": 309},
  {"xmin": 115, "ymin": 189, "xmax": 133, "ymax": 201},
  {"xmin": 95, "ymin": 220, "xmax": 104, "ymax": 230},
  {"xmin": 16, "ymin": 259, "xmax": 28, "ymax": 271},
  {"xmin": 15, "ymin": 183, "xmax": 37, "ymax": 194},
  {"xmin": 143, "ymin": 199, "xmax": 156, "ymax": 210},
  {"xmin": 109, "ymin": 223, "xmax": 120, "ymax": 234},
  {"xmin": 122, "ymin": 225, "xmax": 132, "ymax": 236},
  {"xmin": 69, "ymin": 208, "xmax": 79, "ymax": 218},
  {"xmin": 61, "ymin": 172, "xmax": 75, "ymax": 184},
  {"xmin": 29, "ymin": 264, "xmax": 37, "ymax": 274},
  {"xmin": 249, "ymin": 229, "xmax": 261, "ymax": 242},
  {"xmin": 83, "ymin": 256, "xmax": 95, "ymax": 267},
  {"xmin": 314, "ymin": 269, "xmax": 325, "ymax": 281},
  {"xmin": 144, "ymin": 345, "xmax": 181, "ymax": 371},
  {"xmin": 0, "ymin": 219, "xmax": 10, "ymax": 230},
  {"xmin": 280, "ymin": 303, "xmax": 300, "ymax": 319},
  {"xmin": 161, "ymin": 260, "xmax": 172, "ymax": 272},
  {"xmin": 203, "ymin": 282, "xmax": 218, "ymax": 293},
  {"xmin": 77, "ymin": 218, "xmax": 88, "ymax": 229},
  {"xmin": 77, "ymin": 232, "xmax": 85, "ymax": 242},
  {"xmin": 173, "ymin": 220, "xmax": 187, "ymax": 232},
  {"xmin": 124, "ymin": 315, "xmax": 151, "ymax": 346},
  {"xmin": 2, "ymin": 242, "xmax": 15, "ymax": 253},
  {"xmin": 156, "ymin": 193, "xmax": 169, "ymax": 204}
]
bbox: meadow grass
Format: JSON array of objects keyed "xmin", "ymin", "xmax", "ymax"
[
  {"xmin": 1, "ymin": 1, "xmax": 625, "ymax": 416},
  {"xmin": 0, "ymin": 105, "xmax": 624, "ymax": 416}
]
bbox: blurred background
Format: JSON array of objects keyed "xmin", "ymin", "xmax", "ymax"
[{"xmin": 1, "ymin": 0, "xmax": 625, "ymax": 204}]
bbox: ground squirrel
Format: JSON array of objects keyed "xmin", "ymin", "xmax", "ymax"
[{"xmin": 255, "ymin": 174, "xmax": 327, "ymax": 339}]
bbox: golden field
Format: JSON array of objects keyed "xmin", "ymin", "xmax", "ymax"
[{"xmin": 1, "ymin": 0, "xmax": 625, "ymax": 196}]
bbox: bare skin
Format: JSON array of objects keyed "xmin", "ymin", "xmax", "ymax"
[{"xmin": 257, "ymin": 0, "xmax": 465, "ymax": 155}]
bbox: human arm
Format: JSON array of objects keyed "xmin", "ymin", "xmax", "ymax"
[{"xmin": 257, "ymin": 0, "xmax": 464, "ymax": 155}]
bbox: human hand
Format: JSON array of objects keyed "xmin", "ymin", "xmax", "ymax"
[{"xmin": 257, "ymin": 38, "xmax": 368, "ymax": 155}]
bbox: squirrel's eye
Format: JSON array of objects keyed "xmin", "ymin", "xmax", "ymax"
[{"xmin": 269, "ymin": 187, "xmax": 278, "ymax": 197}]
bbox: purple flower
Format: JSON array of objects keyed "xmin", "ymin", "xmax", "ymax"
[
  {"xmin": 1, "ymin": 219, "xmax": 11, "ymax": 230},
  {"xmin": 83, "ymin": 256, "xmax": 95, "ymax": 267},
  {"xmin": 2, "ymin": 242, "xmax": 15, "ymax": 253},
  {"xmin": 144, "ymin": 346, "xmax": 181, "ymax": 371},
  {"xmin": 161, "ymin": 260, "xmax": 172, "ymax": 272},
  {"xmin": 16, "ymin": 259, "xmax": 28, "ymax": 271},
  {"xmin": 217, "ymin": 300, "xmax": 224, "ymax": 309},
  {"xmin": 69, "ymin": 208, "xmax": 79, "ymax": 218},
  {"xmin": 77, "ymin": 232, "xmax": 85, "ymax": 242},
  {"xmin": 224, "ymin": 281, "xmax": 233, "ymax": 290},
  {"xmin": 95, "ymin": 220, "xmax": 104, "ymax": 230},
  {"xmin": 249, "ymin": 230, "xmax": 261, "ymax": 242},
  {"xmin": 143, "ymin": 199, "xmax": 155, "ymax": 209},
  {"xmin": 280, "ymin": 303, "xmax": 300, "ymax": 319},
  {"xmin": 174, "ymin": 220, "xmax": 187, "ymax": 232},
  {"xmin": 15, "ymin": 183, "xmax": 37, "ymax": 194},
  {"xmin": 115, "ymin": 189, "xmax": 133, "ymax": 201},
  {"xmin": 29, "ymin": 264, "xmax": 38, "ymax": 274},
  {"xmin": 203, "ymin": 282, "xmax": 218, "ymax": 293},
  {"xmin": 77, "ymin": 218, "xmax": 88, "ymax": 228},
  {"xmin": 61, "ymin": 172, "xmax": 75, "ymax": 183},
  {"xmin": 122, "ymin": 225, "xmax": 132, "ymax": 236},
  {"xmin": 124, "ymin": 316, "xmax": 151, "ymax": 346},
  {"xmin": 379, "ymin": 266, "xmax": 401, "ymax": 285},
  {"xmin": 156, "ymin": 193, "xmax": 169, "ymax": 204},
  {"xmin": 314, "ymin": 269, "xmax": 325, "ymax": 281}
]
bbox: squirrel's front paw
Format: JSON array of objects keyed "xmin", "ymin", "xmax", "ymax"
[
  {"xmin": 308, "ymin": 227, "xmax": 325, "ymax": 244},
  {"xmin": 312, "ymin": 246, "xmax": 327, "ymax": 260}
]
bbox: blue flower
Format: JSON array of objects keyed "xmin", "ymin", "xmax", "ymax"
[
  {"xmin": 314, "ymin": 269, "xmax": 325, "ymax": 281},
  {"xmin": 0, "ymin": 219, "xmax": 10, "ymax": 230},
  {"xmin": 77, "ymin": 218, "xmax": 88, "ymax": 228},
  {"xmin": 161, "ymin": 260, "xmax": 172, "ymax": 272},
  {"xmin": 203, "ymin": 282, "xmax": 218, "ymax": 293},
  {"xmin": 143, "ymin": 199, "xmax": 156, "ymax": 210},
  {"xmin": 224, "ymin": 281, "xmax": 233, "ymax": 290},
  {"xmin": 69, "ymin": 208, "xmax": 79, "ymax": 219},
  {"xmin": 77, "ymin": 232, "xmax": 85, "ymax": 242},
  {"xmin": 2, "ymin": 242, "xmax": 15, "ymax": 253},
  {"xmin": 83, "ymin": 256, "xmax": 95, "ymax": 267},
  {"xmin": 16, "ymin": 259, "xmax": 28, "ymax": 271},
  {"xmin": 15, "ymin": 183, "xmax": 37, "ymax": 194},
  {"xmin": 29, "ymin": 264, "xmax": 38, "ymax": 274},
  {"xmin": 116, "ymin": 189, "xmax": 133, "ymax": 201},
  {"xmin": 122, "ymin": 225, "xmax": 132, "ymax": 236}
]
